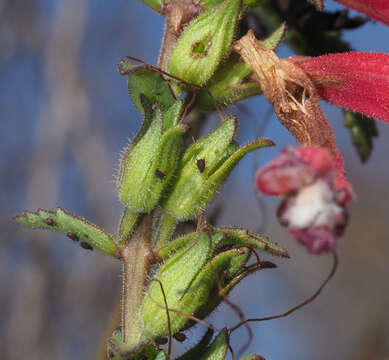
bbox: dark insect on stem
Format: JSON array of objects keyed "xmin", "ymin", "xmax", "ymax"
[
  {"xmin": 44, "ymin": 218, "xmax": 55, "ymax": 226},
  {"xmin": 125, "ymin": 56, "xmax": 225, "ymax": 124},
  {"xmin": 80, "ymin": 242, "xmax": 93, "ymax": 251},
  {"xmin": 66, "ymin": 232, "xmax": 79, "ymax": 242},
  {"xmin": 173, "ymin": 332, "xmax": 186, "ymax": 342},
  {"xmin": 196, "ymin": 158, "xmax": 206, "ymax": 173},
  {"xmin": 155, "ymin": 169, "xmax": 166, "ymax": 180}
]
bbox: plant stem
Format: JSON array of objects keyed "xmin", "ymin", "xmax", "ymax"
[{"xmin": 121, "ymin": 214, "xmax": 153, "ymax": 346}]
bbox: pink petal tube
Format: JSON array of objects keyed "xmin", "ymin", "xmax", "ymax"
[{"xmin": 291, "ymin": 52, "xmax": 389, "ymax": 123}]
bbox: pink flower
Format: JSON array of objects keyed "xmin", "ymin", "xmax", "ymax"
[
  {"xmin": 335, "ymin": 0, "xmax": 389, "ymax": 27},
  {"xmin": 290, "ymin": 52, "xmax": 389, "ymax": 123},
  {"xmin": 255, "ymin": 147, "xmax": 352, "ymax": 255}
]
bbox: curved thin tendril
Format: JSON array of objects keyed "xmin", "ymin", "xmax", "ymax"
[
  {"xmin": 153, "ymin": 279, "xmax": 173, "ymax": 360},
  {"xmin": 229, "ymin": 252, "xmax": 338, "ymax": 333},
  {"xmin": 126, "ymin": 56, "xmax": 225, "ymax": 123}
]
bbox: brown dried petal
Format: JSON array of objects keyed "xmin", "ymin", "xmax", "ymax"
[{"xmin": 232, "ymin": 30, "xmax": 338, "ymax": 158}]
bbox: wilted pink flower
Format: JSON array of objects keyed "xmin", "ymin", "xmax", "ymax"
[
  {"xmin": 255, "ymin": 147, "xmax": 353, "ymax": 255},
  {"xmin": 290, "ymin": 52, "xmax": 389, "ymax": 123},
  {"xmin": 335, "ymin": 0, "xmax": 389, "ymax": 27}
]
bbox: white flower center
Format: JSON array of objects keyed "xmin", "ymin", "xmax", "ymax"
[{"xmin": 283, "ymin": 179, "xmax": 342, "ymax": 229}]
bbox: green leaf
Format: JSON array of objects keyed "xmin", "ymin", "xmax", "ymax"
[
  {"xmin": 168, "ymin": 0, "xmax": 242, "ymax": 85},
  {"xmin": 240, "ymin": 356, "xmax": 266, "ymax": 360},
  {"xmin": 343, "ymin": 110, "xmax": 378, "ymax": 163},
  {"xmin": 13, "ymin": 208, "xmax": 119, "ymax": 257}
]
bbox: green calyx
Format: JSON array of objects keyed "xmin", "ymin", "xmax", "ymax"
[
  {"xmin": 168, "ymin": 0, "xmax": 242, "ymax": 86},
  {"xmin": 141, "ymin": 220, "xmax": 287, "ymax": 337},
  {"xmin": 141, "ymin": 229, "xmax": 250, "ymax": 336},
  {"xmin": 117, "ymin": 97, "xmax": 185, "ymax": 213},
  {"xmin": 162, "ymin": 117, "xmax": 274, "ymax": 221},
  {"xmin": 13, "ymin": 208, "xmax": 119, "ymax": 257}
]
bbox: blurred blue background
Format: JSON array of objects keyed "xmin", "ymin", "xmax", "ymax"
[{"xmin": 1, "ymin": 1, "xmax": 389, "ymax": 359}]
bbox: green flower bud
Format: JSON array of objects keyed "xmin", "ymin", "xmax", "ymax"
[
  {"xmin": 142, "ymin": 218, "xmax": 285, "ymax": 337},
  {"xmin": 141, "ymin": 229, "xmax": 251, "ymax": 336},
  {"xmin": 13, "ymin": 207, "xmax": 119, "ymax": 257},
  {"xmin": 162, "ymin": 117, "xmax": 274, "ymax": 221},
  {"xmin": 117, "ymin": 97, "xmax": 185, "ymax": 213},
  {"xmin": 167, "ymin": 0, "xmax": 242, "ymax": 85}
]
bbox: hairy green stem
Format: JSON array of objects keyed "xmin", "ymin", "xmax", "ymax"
[{"xmin": 121, "ymin": 214, "xmax": 153, "ymax": 346}]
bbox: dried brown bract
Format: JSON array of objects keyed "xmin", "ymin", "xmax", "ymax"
[{"xmin": 233, "ymin": 30, "xmax": 338, "ymax": 158}]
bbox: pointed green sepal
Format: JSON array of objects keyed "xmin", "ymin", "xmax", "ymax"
[
  {"xmin": 157, "ymin": 231, "xmax": 198, "ymax": 259},
  {"xmin": 13, "ymin": 208, "xmax": 119, "ymax": 257},
  {"xmin": 262, "ymin": 22, "xmax": 287, "ymax": 51},
  {"xmin": 199, "ymin": 330, "xmax": 229, "ymax": 360},
  {"xmin": 162, "ymin": 117, "xmax": 239, "ymax": 220},
  {"xmin": 168, "ymin": 0, "xmax": 242, "ymax": 85},
  {"xmin": 240, "ymin": 356, "xmax": 266, "ymax": 360},
  {"xmin": 175, "ymin": 329, "xmax": 214, "ymax": 360},
  {"xmin": 163, "ymin": 137, "xmax": 274, "ymax": 220},
  {"xmin": 211, "ymin": 226, "xmax": 290, "ymax": 258}
]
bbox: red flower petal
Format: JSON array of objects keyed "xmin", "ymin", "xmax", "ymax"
[
  {"xmin": 290, "ymin": 52, "xmax": 389, "ymax": 123},
  {"xmin": 335, "ymin": 0, "xmax": 389, "ymax": 26},
  {"xmin": 255, "ymin": 146, "xmax": 335, "ymax": 196}
]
